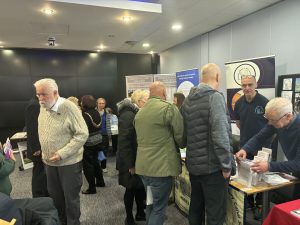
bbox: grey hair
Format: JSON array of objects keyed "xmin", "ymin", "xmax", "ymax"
[
  {"xmin": 97, "ymin": 98, "xmax": 106, "ymax": 104},
  {"xmin": 265, "ymin": 97, "xmax": 293, "ymax": 116},
  {"xmin": 131, "ymin": 89, "xmax": 149, "ymax": 104},
  {"xmin": 34, "ymin": 78, "xmax": 58, "ymax": 92}
]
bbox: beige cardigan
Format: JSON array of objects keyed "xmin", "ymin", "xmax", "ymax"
[{"xmin": 38, "ymin": 99, "xmax": 88, "ymax": 166}]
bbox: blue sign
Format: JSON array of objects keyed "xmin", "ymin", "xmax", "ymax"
[{"xmin": 176, "ymin": 68, "xmax": 199, "ymax": 96}]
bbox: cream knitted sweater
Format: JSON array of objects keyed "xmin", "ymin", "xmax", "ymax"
[{"xmin": 38, "ymin": 99, "xmax": 88, "ymax": 166}]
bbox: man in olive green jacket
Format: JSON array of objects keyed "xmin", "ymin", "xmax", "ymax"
[{"xmin": 134, "ymin": 81, "xmax": 184, "ymax": 225}]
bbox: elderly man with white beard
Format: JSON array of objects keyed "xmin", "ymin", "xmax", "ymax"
[{"xmin": 34, "ymin": 78, "xmax": 88, "ymax": 225}]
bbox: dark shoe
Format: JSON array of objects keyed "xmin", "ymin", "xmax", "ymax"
[
  {"xmin": 81, "ymin": 189, "xmax": 96, "ymax": 194},
  {"xmin": 96, "ymin": 182, "xmax": 105, "ymax": 187},
  {"xmin": 254, "ymin": 205, "xmax": 262, "ymax": 220},
  {"xmin": 135, "ymin": 213, "xmax": 146, "ymax": 221},
  {"xmin": 124, "ymin": 218, "xmax": 136, "ymax": 225}
]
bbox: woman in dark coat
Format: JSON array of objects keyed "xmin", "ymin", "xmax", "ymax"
[
  {"xmin": 117, "ymin": 89, "xmax": 149, "ymax": 225},
  {"xmin": 81, "ymin": 95, "xmax": 105, "ymax": 194}
]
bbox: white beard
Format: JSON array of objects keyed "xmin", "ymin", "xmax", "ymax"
[{"xmin": 39, "ymin": 100, "xmax": 55, "ymax": 109}]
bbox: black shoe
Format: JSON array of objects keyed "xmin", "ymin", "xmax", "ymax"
[
  {"xmin": 135, "ymin": 213, "xmax": 146, "ymax": 221},
  {"xmin": 124, "ymin": 218, "xmax": 136, "ymax": 225},
  {"xmin": 96, "ymin": 182, "xmax": 105, "ymax": 187},
  {"xmin": 254, "ymin": 205, "xmax": 262, "ymax": 220},
  {"xmin": 81, "ymin": 189, "xmax": 96, "ymax": 194}
]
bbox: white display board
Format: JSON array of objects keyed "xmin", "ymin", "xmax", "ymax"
[
  {"xmin": 154, "ymin": 74, "xmax": 176, "ymax": 102},
  {"xmin": 125, "ymin": 74, "xmax": 175, "ymax": 102}
]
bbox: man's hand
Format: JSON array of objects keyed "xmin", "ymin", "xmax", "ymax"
[
  {"xmin": 222, "ymin": 171, "xmax": 231, "ymax": 179},
  {"xmin": 129, "ymin": 167, "xmax": 135, "ymax": 175},
  {"xmin": 49, "ymin": 152, "xmax": 61, "ymax": 162},
  {"xmin": 235, "ymin": 149, "xmax": 247, "ymax": 164},
  {"xmin": 9, "ymin": 151, "xmax": 16, "ymax": 161},
  {"xmin": 251, "ymin": 161, "xmax": 269, "ymax": 173},
  {"xmin": 33, "ymin": 150, "xmax": 41, "ymax": 156}
]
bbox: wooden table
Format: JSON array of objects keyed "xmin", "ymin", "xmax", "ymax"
[{"xmin": 230, "ymin": 178, "xmax": 298, "ymax": 222}]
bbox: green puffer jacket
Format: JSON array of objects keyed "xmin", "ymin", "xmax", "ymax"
[
  {"xmin": 134, "ymin": 96, "xmax": 184, "ymax": 177},
  {"xmin": 0, "ymin": 152, "xmax": 15, "ymax": 195}
]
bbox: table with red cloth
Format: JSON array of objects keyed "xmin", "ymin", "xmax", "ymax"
[{"xmin": 263, "ymin": 199, "xmax": 300, "ymax": 225}]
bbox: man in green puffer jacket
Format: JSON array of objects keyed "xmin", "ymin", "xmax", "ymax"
[{"xmin": 135, "ymin": 81, "xmax": 184, "ymax": 225}]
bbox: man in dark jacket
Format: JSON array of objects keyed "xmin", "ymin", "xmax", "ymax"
[
  {"xmin": 236, "ymin": 97, "xmax": 300, "ymax": 202},
  {"xmin": 25, "ymin": 97, "xmax": 48, "ymax": 197},
  {"xmin": 181, "ymin": 63, "xmax": 235, "ymax": 225}
]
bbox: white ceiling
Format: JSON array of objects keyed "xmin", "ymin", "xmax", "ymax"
[{"xmin": 0, "ymin": 0, "xmax": 282, "ymax": 54}]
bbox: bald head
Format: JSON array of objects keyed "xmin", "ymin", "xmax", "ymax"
[
  {"xmin": 200, "ymin": 63, "xmax": 221, "ymax": 90},
  {"xmin": 149, "ymin": 81, "xmax": 166, "ymax": 100}
]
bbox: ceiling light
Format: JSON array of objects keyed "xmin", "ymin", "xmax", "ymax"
[
  {"xmin": 42, "ymin": 8, "xmax": 55, "ymax": 15},
  {"xmin": 143, "ymin": 43, "xmax": 150, "ymax": 48},
  {"xmin": 122, "ymin": 15, "xmax": 132, "ymax": 23},
  {"xmin": 96, "ymin": 49, "xmax": 101, "ymax": 52},
  {"xmin": 149, "ymin": 51, "xmax": 154, "ymax": 54},
  {"xmin": 172, "ymin": 23, "xmax": 182, "ymax": 31},
  {"xmin": 0, "ymin": 46, "xmax": 4, "ymax": 48},
  {"xmin": 98, "ymin": 44, "xmax": 106, "ymax": 50}
]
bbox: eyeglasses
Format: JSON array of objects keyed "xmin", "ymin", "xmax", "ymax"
[
  {"xmin": 263, "ymin": 113, "xmax": 290, "ymax": 123},
  {"xmin": 36, "ymin": 93, "xmax": 49, "ymax": 98}
]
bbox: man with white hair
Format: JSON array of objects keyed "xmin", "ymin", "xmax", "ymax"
[
  {"xmin": 236, "ymin": 97, "xmax": 300, "ymax": 200},
  {"xmin": 34, "ymin": 78, "xmax": 88, "ymax": 225}
]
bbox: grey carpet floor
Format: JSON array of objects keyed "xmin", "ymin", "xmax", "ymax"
[{"xmin": 10, "ymin": 155, "xmax": 189, "ymax": 225}]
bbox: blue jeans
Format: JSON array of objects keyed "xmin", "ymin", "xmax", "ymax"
[{"xmin": 141, "ymin": 176, "xmax": 173, "ymax": 225}]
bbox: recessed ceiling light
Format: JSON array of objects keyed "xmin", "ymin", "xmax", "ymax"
[
  {"xmin": 149, "ymin": 51, "xmax": 154, "ymax": 54},
  {"xmin": 172, "ymin": 23, "xmax": 182, "ymax": 31},
  {"xmin": 98, "ymin": 44, "xmax": 106, "ymax": 50},
  {"xmin": 96, "ymin": 49, "xmax": 101, "ymax": 52},
  {"xmin": 143, "ymin": 43, "xmax": 150, "ymax": 48},
  {"xmin": 122, "ymin": 15, "xmax": 132, "ymax": 23},
  {"xmin": 42, "ymin": 8, "xmax": 55, "ymax": 15}
]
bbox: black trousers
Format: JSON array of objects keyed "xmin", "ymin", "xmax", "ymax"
[
  {"xmin": 100, "ymin": 135, "xmax": 109, "ymax": 169},
  {"xmin": 32, "ymin": 160, "xmax": 49, "ymax": 198},
  {"xmin": 111, "ymin": 135, "xmax": 118, "ymax": 154},
  {"xmin": 188, "ymin": 172, "xmax": 229, "ymax": 225},
  {"xmin": 83, "ymin": 145, "xmax": 104, "ymax": 191},
  {"xmin": 124, "ymin": 187, "xmax": 146, "ymax": 222},
  {"xmin": 45, "ymin": 162, "xmax": 82, "ymax": 225}
]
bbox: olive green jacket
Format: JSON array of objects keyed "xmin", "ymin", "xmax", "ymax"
[
  {"xmin": 134, "ymin": 96, "xmax": 184, "ymax": 177},
  {"xmin": 0, "ymin": 153, "xmax": 15, "ymax": 196}
]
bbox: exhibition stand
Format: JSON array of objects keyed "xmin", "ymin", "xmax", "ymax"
[
  {"xmin": 174, "ymin": 161, "xmax": 298, "ymax": 225},
  {"xmin": 10, "ymin": 132, "xmax": 33, "ymax": 170}
]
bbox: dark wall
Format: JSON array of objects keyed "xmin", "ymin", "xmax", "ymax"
[{"xmin": 0, "ymin": 48, "xmax": 156, "ymax": 143}]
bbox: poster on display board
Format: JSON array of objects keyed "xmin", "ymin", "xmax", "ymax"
[
  {"xmin": 277, "ymin": 74, "xmax": 300, "ymax": 106},
  {"xmin": 154, "ymin": 74, "xmax": 176, "ymax": 102},
  {"xmin": 176, "ymin": 68, "xmax": 199, "ymax": 97},
  {"xmin": 125, "ymin": 74, "xmax": 175, "ymax": 101},
  {"xmin": 125, "ymin": 75, "xmax": 153, "ymax": 97},
  {"xmin": 225, "ymin": 56, "xmax": 275, "ymax": 120}
]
